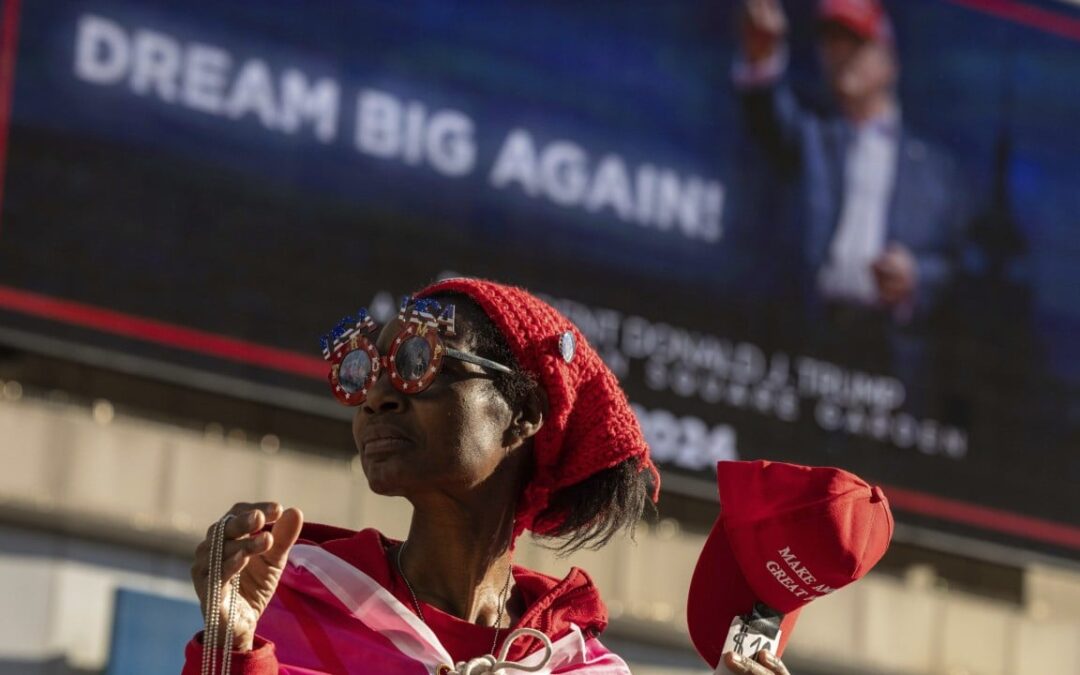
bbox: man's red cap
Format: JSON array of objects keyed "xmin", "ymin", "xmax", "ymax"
[
  {"xmin": 687, "ymin": 460, "xmax": 893, "ymax": 667},
  {"xmin": 415, "ymin": 278, "xmax": 660, "ymax": 541},
  {"xmin": 819, "ymin": 0, "xmax": 894, "ymax": 42}
]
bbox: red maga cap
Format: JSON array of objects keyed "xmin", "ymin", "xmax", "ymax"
[
  {"xmin": 819, "ymin": 0, "xmax": 894, "ymax": 42},
  {"xmin": 687, "ymin": 460, "xmax": 893, "ymax": 667}
]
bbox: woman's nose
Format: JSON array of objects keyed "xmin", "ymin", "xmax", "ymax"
[{"xmin": 361, "ymin": 370, "xmax": 407, "ymax": 414}]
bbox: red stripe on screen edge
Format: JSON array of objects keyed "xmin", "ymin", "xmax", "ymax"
[
  {"xmin": 1, "ymin": 283, "xmax": 1078, "ymax": 552},
  {"xmin": 0, "ymin": 284, "xmax": 326, "ymax": 378},
  {"xmin": 883, "ymin": 485, "xmax": 1080, "ymax": 551},
  {"xmin": 946, "ymin": 0, "xmax": 1080, "ymax": 42}
]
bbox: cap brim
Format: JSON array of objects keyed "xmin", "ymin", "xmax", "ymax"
[{"xmin": 687, "ymin": 517, "xmax": 801, "ymax": 668}]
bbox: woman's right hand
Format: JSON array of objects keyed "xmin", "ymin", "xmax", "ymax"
[{"xmin": 189, "ymin": 502, "xmax": 304, "ymax": 652}]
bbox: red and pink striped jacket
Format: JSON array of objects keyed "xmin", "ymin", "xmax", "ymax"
[{"xmin": 182, "ymin": 525, "xmax": 631, "ymax": 674}]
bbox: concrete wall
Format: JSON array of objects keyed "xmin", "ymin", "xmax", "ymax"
[{"xmin": 1, "ymin": 393, "xmax": 1077, "ymax": 674}]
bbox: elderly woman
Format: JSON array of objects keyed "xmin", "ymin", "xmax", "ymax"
[{"xmin": 184, "ymin": 279, "xmax": 792, "ymax": 675}]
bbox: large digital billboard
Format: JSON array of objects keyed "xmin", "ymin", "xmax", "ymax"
[{"xmin": 1, "ymin": 0, "xmax": 1077, "ymax": 556}]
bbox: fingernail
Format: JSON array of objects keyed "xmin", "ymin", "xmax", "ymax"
[
  {"xmin": 762, "ymin": 651, "xmax": 779, "ymax": 666},
  {"xmin": 730, "ymin": 652, "xmax": 746, "ymax": 667}
]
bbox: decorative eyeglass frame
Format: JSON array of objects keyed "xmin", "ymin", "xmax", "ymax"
[{"xmin": 319, "ymin": 296, "xmax": 514, "ymax": 406}]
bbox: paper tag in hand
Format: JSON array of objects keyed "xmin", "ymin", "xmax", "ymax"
[{"xmin": 720, "ymin": 614, "xmax": 783, "ymax": 660}]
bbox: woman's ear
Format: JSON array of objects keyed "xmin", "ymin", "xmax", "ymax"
[{"xmin": 506, "ymin": 385, "xmax": 546, "ymax": 450}]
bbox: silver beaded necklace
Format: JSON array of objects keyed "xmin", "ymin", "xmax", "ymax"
[
  {"xmin": 395, "ymin": 540, "xmax": 514, "ymax": 657},
  {"xmin": 203, "ymin": 514, "xmax": 241, "ymax": 675}
]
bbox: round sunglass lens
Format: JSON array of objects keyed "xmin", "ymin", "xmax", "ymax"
[
  {"xmin": 395, "ymin": 336, "xmax": 433, "ymax": 382},
  {"xmin": 339, "ymin": 350, "xmax": 372, "ymax": 393}
]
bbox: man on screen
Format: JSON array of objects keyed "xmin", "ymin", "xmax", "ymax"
[{"xmin": 732, "ymin": 0, "xmax": 967, "ymax": 413}]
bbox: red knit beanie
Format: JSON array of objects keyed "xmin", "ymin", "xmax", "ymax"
[{"xmin": 415, "ymin": 278, "xmax": 660, "ymax": 540}]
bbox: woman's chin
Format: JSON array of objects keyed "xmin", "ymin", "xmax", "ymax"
[
  {"xmin": 367, "ymin": 479, "xmax": 406, "ymax": 496},
  {"xmin": 363, "ymin": 463, "xmax": 409, "ymax": 496}
]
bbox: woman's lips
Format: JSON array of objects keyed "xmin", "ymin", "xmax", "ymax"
[{"xmin": 363, "ymin": 436, "xmax": 412, "ymax": 458}]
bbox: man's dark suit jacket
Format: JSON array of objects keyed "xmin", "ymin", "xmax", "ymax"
[
  {"xmin": 734, "ymin": 79, "xmax": 967, "ymax": 407},
  {"xmin": 739, "ymin": 81, "xmax": 965, "ymax": 324}
]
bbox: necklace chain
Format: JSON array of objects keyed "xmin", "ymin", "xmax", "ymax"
[
  {"xmin": 396, "ymin": 540, "xmax": 513, "ymax": 657},
  {"xmin": 203, "ymin": 514, "xmax": 240, "ymax": 675}
]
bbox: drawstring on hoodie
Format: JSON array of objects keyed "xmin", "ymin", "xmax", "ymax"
[{"xmin": 443, "ymin": 628, "xmax": 554, "ymax": 675}]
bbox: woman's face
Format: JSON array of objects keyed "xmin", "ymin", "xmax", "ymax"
[{"xmin": 351, "ymin": 316, "xmax": 517, "ymax": 498}]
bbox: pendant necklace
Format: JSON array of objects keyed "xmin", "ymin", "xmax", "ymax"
[{"xmin": 396, "ymin": 540, "xmax": 513, "ymax": 657}]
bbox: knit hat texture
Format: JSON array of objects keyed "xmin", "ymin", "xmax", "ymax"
[{"xmin": 416, "ymin": 278, "xmax": 660, "ymax": 539}]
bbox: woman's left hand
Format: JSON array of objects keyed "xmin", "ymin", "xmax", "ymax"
[{"xmin": 721, "ymin": 650, "xmax": 791, "ymax": 675}]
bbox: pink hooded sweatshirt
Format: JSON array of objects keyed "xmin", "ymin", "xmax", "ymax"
[{"xmin": 182, "ymin": 524, "xmax": 631, "ymax": 674}]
